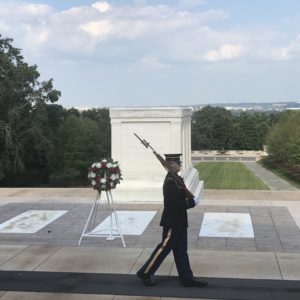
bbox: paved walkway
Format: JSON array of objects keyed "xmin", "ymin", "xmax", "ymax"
[
  {"xmin": 1, "ymin": 202, "xmax": 300, "ymax": 253},
  {"xmin": 243, "ymin": 162, "xmax": 298, "ymax": 191},
  {"xmin": 0, "ymin": 188, "xmax": 300, "ymax": 299}
]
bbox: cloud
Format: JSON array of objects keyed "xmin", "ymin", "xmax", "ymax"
[
  {"xmin": 204, "ymin": 44, "xmax": 243, "ymax": 61},
  {"xmin": 80, "ymin": 20, "xmax": 114, "ymax": 38},
  {"xmin": 141, "ymin": 55, "xmax": 171, "ymax": 69},
  {"xmin": 92, "ymin": 1, "xmax": 112, "ymax": 13},
  {"xmin": 261, "ymin": 34, "xmax": 300, "ymax": 61},
  {"xmin": 0, "ymin": 0, "xmax": 299, "ymax": 67},
  {"xmin": 285, "ymin": 34, "xmax": 300, "ymax": 57},
  {"xmin": 0, "ymin": 20, "xmax": 10, "ymax": 31},
  {"xmin": 0, "ymin": 1, "xmax": 53, "ymax": 16},
  {"xmin": 20, "ymin": 3, "xmax": 52, "ymax": 15},
  {"xmin": 24, "ymin": 25, "xmax": 49, "ymax": 48},
  {"xmin": 0, "ymin": 1, "xmax": 53, "ymax": 50}
]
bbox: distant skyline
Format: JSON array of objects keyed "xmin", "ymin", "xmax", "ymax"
[{"xmin": 1, "ymin": 0, "xmax": 300, "ymax": 108}]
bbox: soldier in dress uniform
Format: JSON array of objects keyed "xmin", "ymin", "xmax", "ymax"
[{"xmin": 137, "ymin": 154, "xmax": 208, "ymax": 288}]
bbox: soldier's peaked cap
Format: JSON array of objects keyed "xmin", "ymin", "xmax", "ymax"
[{"xmin": 164, "ymin": 154, "xmax": 182, "ymax": 164}]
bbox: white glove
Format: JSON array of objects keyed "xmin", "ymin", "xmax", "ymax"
[{"xmin": 193, "ymin": 196, "xmax": 201, "ymax": 206}]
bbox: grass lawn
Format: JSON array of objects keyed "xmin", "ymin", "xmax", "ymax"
[
  {"xmin": 195, "ymin": 162, "xmax": 269, "ymax": 190},
  {"xmin": 257, "ymin": 159, "xmax": 300, "ymax": 189}
]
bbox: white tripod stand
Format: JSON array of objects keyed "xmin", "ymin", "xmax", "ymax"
[{"xmin": 78, "ymin": 190, "xmax": 126, "ymax": 247}]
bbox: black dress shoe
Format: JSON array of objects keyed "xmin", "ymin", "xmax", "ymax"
[
  {"xmin": 182, "ymin": 278, "xmax": 208, "ymax": 287},
  {"xmin": 136, "ymin": 270, "xmax": 156, "ymax": 286}
]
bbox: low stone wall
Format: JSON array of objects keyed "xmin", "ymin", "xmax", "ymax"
[{"xmin": 192, "ymin": 150, "xmax": 268, "ymax": 161}]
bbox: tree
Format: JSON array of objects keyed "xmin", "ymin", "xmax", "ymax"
[
  {"xmin": 233, "ymin": 113, "xmax": 260, "ymax": 150},
  {"xmin": 49, "ymin": 111, "xmax": 111, "ymax": 186},
  {"xmin": 267, "ymin": 111, "xmax": 300, "ymax": 166},
  {"xmin": 192, "ymin": 106, "xmax": 234, "ymax": 150},
  {"xmin": 0, "ymin": 35, "xmax": 61, "ymax": 185},
  {"xmin": 82, "ymin": 108, "xmax": 111, "ymax": 155},
  {"xmin": 192, "ymin": 106, "xmax": 277, "ymax": 151}
]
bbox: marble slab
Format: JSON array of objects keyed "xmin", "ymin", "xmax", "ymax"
[
  {"xmin": 90, "ymin": 210, "xmax": 157, "ymax": 235},
  {"xmin": 0, "ymin": 210, "xmax": 68, "ymax": 233},
  {"xmin": 199, "ymin": 212, "xmax": 254, "ymax": 238}
]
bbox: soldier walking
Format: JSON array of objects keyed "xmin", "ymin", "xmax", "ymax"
[{"xmin": 137, "ymin": 154, "xmax": 208, "ymax": 288}]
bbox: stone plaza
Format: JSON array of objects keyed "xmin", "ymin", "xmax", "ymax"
[{"xmin": 0, "ymin": 187, "xmax": 300, "ymax": 299}]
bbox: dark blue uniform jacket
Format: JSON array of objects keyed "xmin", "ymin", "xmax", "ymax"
[{"xmin": 160, "ymin": 172, "xmax": 195, "ymax": 229}]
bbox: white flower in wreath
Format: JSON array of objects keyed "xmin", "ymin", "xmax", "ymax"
[
  {"xmin": 89, "ymin": 172, "xmax": 96, "ymax": 178},
  {"xmin": 115, "ymin": 174, "xmax": 119, "ymax": 179},
  {"xmin": 101, "ymin": 184, "xmax": 106, "ymax": 188},
  {"xmin": 107, "ymin": 162, "xmax": 112, "ymax": 168},
  {"xmin": 100, "ymin": 178, "xmax": 106, "ymax": 183},
  {"xmin": 92, "ymin": 163, "xmax": 96, "ymax": 168},
  {"xmin": 91, "ymin": 180, "xmax": 96, "ymax": 186},
  {"xmin": 110, "ymin": 182, "xmax": 114, "ymax": 187},
  {"xmin": 96, "ymin": 162, "xmax": 101, "ymax": 168},
  {"xmin": 102, "ymin": 159, "xmax": 107, "ymax": 163},
  {"xmin": 110, "ymin": 174, "xmax": 116, "ymax": 180}
]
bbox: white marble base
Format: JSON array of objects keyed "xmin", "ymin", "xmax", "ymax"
[
  {"xmin": 199, "ymin": 212, "xmax": 254, "ymax": 238},
  {"xmin": 0, "ymin": 210, "xmax": 68, "ymax": 233},
  {"xmin": 91, "ymin": 210, "xmax": 157, "ymax": 235},
  {"xmin": 112, "ymin": 168, "xmax": 204, "ymax": 203}
]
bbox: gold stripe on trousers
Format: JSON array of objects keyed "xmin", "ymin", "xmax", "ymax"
[{"xmin": 145, "ymin": 228, "xmax": 172, "ymax": 274}]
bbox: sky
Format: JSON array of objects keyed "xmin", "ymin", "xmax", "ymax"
[{"xmin": 0, "ymin": 0, "xmax": 300, "ymax": 108}]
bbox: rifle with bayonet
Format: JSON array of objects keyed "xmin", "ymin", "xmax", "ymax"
[{"xmin": 134, "ymin": 133, "xmax": 195, "ymax": 199}]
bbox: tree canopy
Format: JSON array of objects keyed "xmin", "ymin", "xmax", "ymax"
[
  {"xmin": 191, "ymin": 106, "xmax": 278, "ymax": 151},
  {"xmin": 0, "ymin": 35, "xmax": 111, "ymax": 187},
  {"xmin": 267, "ymin": 110, "xmax": 300, "ymax": 167},
  {"xmin": 0, "ymin": 35, "xmax": 60, "ymax": 184},
  {"xmin": 49, "ymin": 109, "xmax": 111, "ymax": 186}
]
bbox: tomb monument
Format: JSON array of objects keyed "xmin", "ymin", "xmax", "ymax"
[{"xmin": 109, "ymin": 107, "xmax": 203, "ymax": 202}]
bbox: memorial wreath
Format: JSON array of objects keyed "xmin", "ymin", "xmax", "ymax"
[{"xmin": 88, "ymin": 159, "xmax": 122, "ymax": 192}]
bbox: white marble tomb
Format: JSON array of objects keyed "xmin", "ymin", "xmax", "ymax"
[
  {"xmin": 109, "ymin": 107, "xmax": 203, "ymax": 202},
  {"xmin": 199, "ymin": 212, "xmax": 254, "ymax": 238}
]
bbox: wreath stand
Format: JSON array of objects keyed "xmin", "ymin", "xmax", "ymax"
[{"xmin": 78, "ymin": 190, "xmax": 126, "ymax": 247}]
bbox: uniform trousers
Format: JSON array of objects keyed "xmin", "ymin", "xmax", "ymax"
[{"xmin": 138, "ymin": 227, "xmax": 193, "ymax": 282}]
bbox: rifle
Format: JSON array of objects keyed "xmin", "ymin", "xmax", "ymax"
[{"xmin": 134, "ymin": 133, "xmax": 195, "ymax": 199}]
